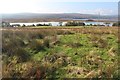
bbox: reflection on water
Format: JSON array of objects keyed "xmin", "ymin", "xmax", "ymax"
[
  {"xmin": 10, "ymin": 21, "xmax": 113, "ymax": 27},
  {"xmin": 85, "ymin": 22, "xmax": 113, "ymax": 26},
  {"xmin": 10, "ymin": 22, "xmax": 67, "ymax": 26}
]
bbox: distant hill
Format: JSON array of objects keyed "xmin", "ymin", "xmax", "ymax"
[{"xmin": 1, "ymin": 13, "xmax": 117, "ymax": 22}]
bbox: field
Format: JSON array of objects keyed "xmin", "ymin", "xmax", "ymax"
[{"xmin": 2, "ymin": 26, "xmax": 120, "ymax": 79}]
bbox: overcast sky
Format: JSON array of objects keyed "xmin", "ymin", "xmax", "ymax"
[{"xmin": 0, "ymin": 0, "xmax": 119, "ymax": 15}]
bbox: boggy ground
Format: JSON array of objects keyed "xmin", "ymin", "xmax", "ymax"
[{"xmin": 2, "ymin": 26, "xmax": 120, "ymax": 79}]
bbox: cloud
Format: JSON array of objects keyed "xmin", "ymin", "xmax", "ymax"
[
  {"xmin": 0, "ymin": 0, "xmax": 117, "ymax": 14},
  {"xmin": 0, "ymin": 0, "xmax": 34, "ymax": 13},
  {"xmin": 78, "ymin": 9, "xmax": 117, "ymax": 15}
]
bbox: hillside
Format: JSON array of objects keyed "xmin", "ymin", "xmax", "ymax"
[{"xmin": 2, "ymin": 13, "xmax": 117, "ymax": 22}]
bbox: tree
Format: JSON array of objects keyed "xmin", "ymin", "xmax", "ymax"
[
  {"xmin": 104, "ymin": 22, "xmax": 110, "ymax": 27},
  {"xmin": 32, "ymin": 24, "xmax": 35, "ymax": 27},
  {"xmin": 11, "ymin": 24, "xmax": 20, "ymax": 27},
  {"xmin": 2, "ymin": 21, "xmax": 10, "ymax": 27},
  {"xmin": 59, "ymin": 22, "xmax": 63, "ymax": 26},
  {"xmin": 22, "ymin": 24, "xmax": 26, "ymax": 27},
  {"xmin": 48, "ymin": 23, "xmax": 52, "ymax": 26},
  {"xmin": 36, "ymin": 24, "xmax": 42, "ymax": 26},
  {"xmin": 65, "ymin": 21, "xmax": 85, "ymax": 26},
  {"xmin": 112, "ymin": 22, "xmax": 120, "ymax": 26}
]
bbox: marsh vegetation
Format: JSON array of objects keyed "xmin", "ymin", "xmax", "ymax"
[{"xmin": 2, "ymin": 27, "xmax": 119, "ymax": 79}]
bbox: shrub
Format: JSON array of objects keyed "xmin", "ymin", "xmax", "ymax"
[
  {"xmin": 65, "ymin": 21, "xmax": 85, "ymax": 26},
  {"xmin": 43, "ymin": 37, "xmax": 50, "ymax": 48},
  {"xmin": 29, "ymin": 39, "xmax": 45, "ymax": 51}
]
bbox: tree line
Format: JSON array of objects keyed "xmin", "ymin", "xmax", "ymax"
[{"xmin": 1, "ymin": 21, "xmax": 120, "ymax": 27}]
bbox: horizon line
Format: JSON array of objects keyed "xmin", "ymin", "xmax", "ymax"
[{"xmin": 1, "ymin": 12, "xmax": 118, "ymax": 16}]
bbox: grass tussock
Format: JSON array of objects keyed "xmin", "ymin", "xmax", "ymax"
[{"xmin": 2, "ymin": 27, "xmax": 119, "ymax": 79}]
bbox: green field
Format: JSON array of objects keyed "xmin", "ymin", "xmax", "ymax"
[{"xmin": 2, "ymin": 26, "xmax": 119, "ymax": 79}]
